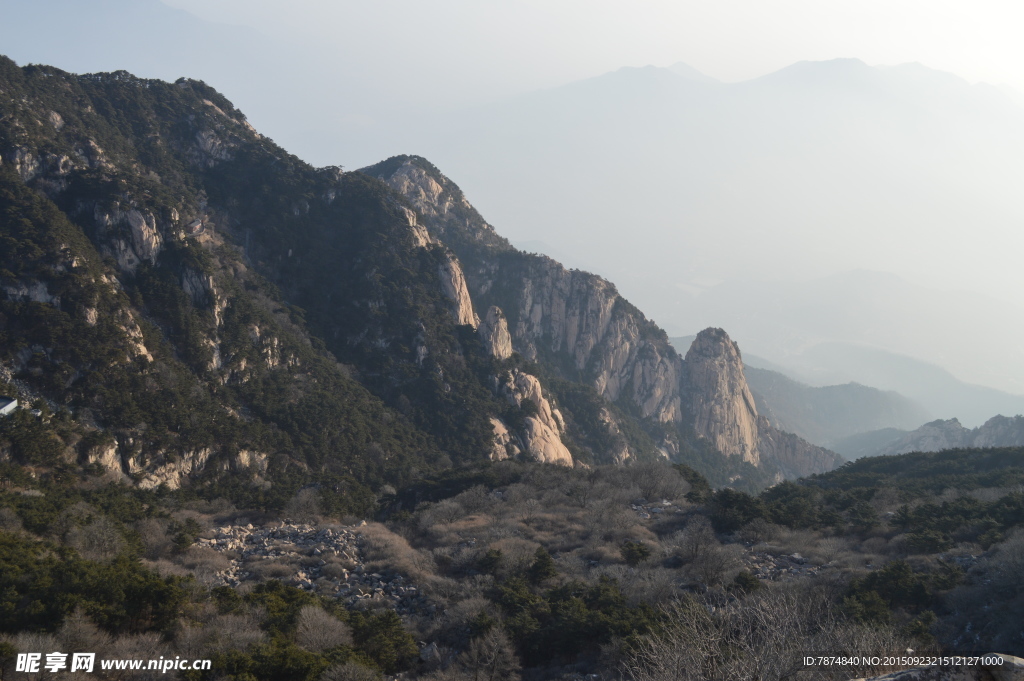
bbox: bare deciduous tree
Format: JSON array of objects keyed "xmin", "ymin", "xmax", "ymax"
[
  {"xmin": 295, "ymin": 605, "xmax": 353, "ymax": 652},
  {"xmin": 284, "ymin": 488, "xmax": 323, "ymax": 522},
  {"xmin": 673, "ymin": 516, "xmax": 718, "ymax": 564},
  {"xmin": 563, "ymin": 472, "xmax": 599, "ymax": 509},
  {"xmin": 66, "ymin": 515, "xmax": 125, "ymax": 561},
  {"xmin": 623, "ymin": 586, "xmax": 912, "ymax": 681},
  {"xmin": 458, "ymin": 628, "xmax": 521, "ymax": 681},
  {"xmin": 0, "ymin": 506, "xmax": 23, "ymax": 532}
]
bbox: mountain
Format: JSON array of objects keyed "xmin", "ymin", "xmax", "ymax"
[
  {"xmin": 0, "ymin": 57, "xmax": 497, "ymax": 505},
  {"xmin": 0, "ymin": 58, "xmax": 840, "ymax": 496},
  {"xmin": 772, "ymin": 341, "xmax": 1024, "ymax": 428},
  {"xmin": 875, "ymin": 416, "xmax": 1024, "ymax": 456},
  {"xmin": 362, "ymin": 156, "xmax": 842, "ymax": 484},
  {"xmin": 10, "ymin": 18, "xmax": 1024, "ymax": 404},
  {"xmin": 742, "ymin": 368, "xmax": 927, "ymax": 447},
  {"xmin": 679, "ymin": 328, "xmax": 844, "ymax": 480},
  {"xmin": 828, "ymin": 428, "xmax": 910, "ymax": 460},
  {"xmin": 666, "ymin": 61, "xmax": 719, "ymax": 83}
]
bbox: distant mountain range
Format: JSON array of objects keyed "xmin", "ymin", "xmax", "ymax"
[{"xmin": 862, "ymin": 416, "xmax": 1024, "ymax": 458}]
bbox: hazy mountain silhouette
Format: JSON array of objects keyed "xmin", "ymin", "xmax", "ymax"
[
  {"xmin": 673, "ymin": 270, "xmax": 1024, "ymax": 399},
  {"xmin": 666, "ymin": 61, "xmax": 719, "ymax": 83},
  {"xmin": 777, "ymin": 342, "xmax": 1024, "ymax": 428}
]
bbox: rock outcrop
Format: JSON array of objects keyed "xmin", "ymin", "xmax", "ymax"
[
  {"xmin": 879, "ymin": 415, "xmax": 1024, "ymax": 456},
  {"xmin": 757, "ymin": 422, "xmax": 844, "ymax": 478},
  {"xmin": 478, "ymin": 305, "xmax": 513, "ymax": 360},
  {"xmin": 683, "ymin": 328, "xmax": 844, "ymax": 478},
  {"xmin": 132, "ymin": 447, "xmax": 214, "ymax": 490},
  {"xmin": 488, "ymin": 417, "xmax": 517, "ymax": 461},
  {"xmin": 498, "ymin": 369, "xmax": 573, "ymax": 466},
  {"xmin": 195, "ymin": 522, "xmax": 434, "ymax": 615},
  {"xmin": 437, "ymin": 254, "xmax": 477, "ymax": 327},
  {"xmin": 683, "ymin": 328, "xmax": 761, "ymax": 464},
  {"xmin": 500, "ymin": 260, "xmax": 683, "ymax": 423},
  {"xmin": 94, "ymin": 204, "xmax": 164, "ymax": 272}
]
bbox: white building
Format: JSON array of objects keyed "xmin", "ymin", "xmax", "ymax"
[{"xmin": 0, "ymin": 397, "xmax": 17, "ymax": 416}]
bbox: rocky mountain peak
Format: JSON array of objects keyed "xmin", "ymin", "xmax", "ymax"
[
  {"xmin": 680, "ymin": 328, "xmax": 844, "ymax": 478},
  {"xmin": 683, "ymin": 327, "xmax": 761, "ymax": 465}
]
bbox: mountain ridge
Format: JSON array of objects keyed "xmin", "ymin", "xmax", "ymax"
[
  {"xmin": 0, "ymin": 57, "xmax": 840, "ymax": 496},
  {"xmin": 361, "ymin": 156, "xmax": 843, "ymax": 482}
]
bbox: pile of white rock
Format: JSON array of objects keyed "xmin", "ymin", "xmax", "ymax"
[
  {"xmin": 741, "ymin": 551, "xmax": 831, "ymax": 580},
  {"xmin": 196, "ymin": 522, "xmax": 430, "ymax": 614}
]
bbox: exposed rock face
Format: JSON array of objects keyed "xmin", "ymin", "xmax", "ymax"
[
  {"xmin": 2, "ymin": 280, "xmax": 59, "ymax": 306},
  {"xmin": 437, "ymin": 254, "xmax": 477, "ymax": 327},
  {"xmin": 500, "ymin": 369, "xmax": 573, "ymax": 466},
  {"xmin": 126, "ymin": 209, "xmax": 162, "ymax": 265},
  {"xmin": 521, "ymin": 416, "xmax": 573, "ymax": 466},
  {"xmin": 232, "ymin": 449, "xmax": 269, "ymax": 472},
  {"xmin": 684, "ymin": 328, "xmax": 761, "ymax": 464},
  {"xmin": 478, "ymin": 306, "xmax": 513, "ymax": 360},
  {"xmin": 757, "ymin": 419, "xmax": 844, "ymax": 478},
  {"xmin": 683, "ymin": 328, "xmax": 844, "ymax": 478},
  {"xmin": 365, "ymin": 156, "xmax": 844, "ymax": 478},
  {"xmin": 120, "ymin": 310, "xmax": 153, "ymax": 362},
  {"xmin": 386, "ymin": 161, "xmax": 455, "ymax": 218},
  {"xmin": 134, "ymin": 447, "xmax": 213, "ymax": 490},
  {"xmin": 94, "ymin": 204, "xmax": 163, "ymax": 272},
  {"xmin": 879, "ymin": 415, "xmax": 1024, "ymax": 456},
  {"xmin": 182, "ymin": 268, "xmax": 216, "ymax": 307},
  {"xmin": 598, "ymin": 407, "xmax": 633, "ymax": 464},
  {"xmin": 366, "ymin": 156, "xmax": 683, "ymax": 424},
  {"xmin": 85, "ymin": 442, "xmax": 124, "ymax": 477},
  {"xmin": 504, "ymin": 261, "xmax": 683, "ymax": 423},
  {"xmin": 488, "ymin": 417, "xmax": 515, "ymax": 461}
]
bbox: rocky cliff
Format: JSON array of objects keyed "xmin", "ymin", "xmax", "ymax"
[
  {"xmin": 878, "ymin": 415, "xmax": 1024, "ymax": 456},
  {"xmin": 363, "ymin": 157, "xmax": 843, "ymax": 481},
  {"xmin": 361, "ymin": 156, "xmax": 683, "ymax": 427},
  {"xmin": 683, "ymin": 328, "xmax": 761, "ymax": 465},
  {"xmin": 683, "ymin": 328, "xmax": 844, "ymax": 479}
]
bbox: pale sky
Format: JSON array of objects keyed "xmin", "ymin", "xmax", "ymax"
[{"xmin": 162, "ymin": 0, "xmax": 1024, "ymax": 100}]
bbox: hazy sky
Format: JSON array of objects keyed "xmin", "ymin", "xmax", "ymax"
[{"xmin": 162, "ymin": 0, "xmax": 1024, "ymax": 99}]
